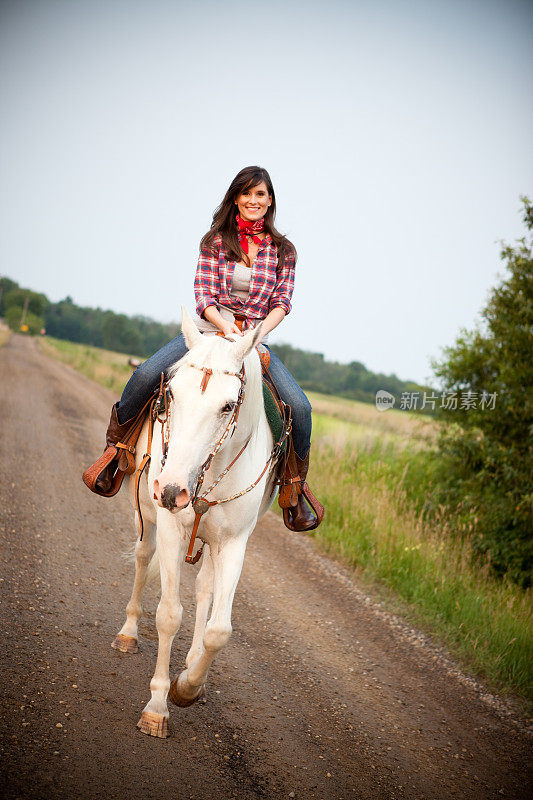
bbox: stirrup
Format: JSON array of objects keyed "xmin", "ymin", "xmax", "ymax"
[{"xmin": 282, "ymin": 481, "xmax": 324, "ymax": 532}]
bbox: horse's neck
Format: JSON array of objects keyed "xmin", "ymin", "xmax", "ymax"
[
  {"xmin": 232, "ymin": 349, "xmax": 263, "ymax": 444},
  {"xmin": 210, "ymin": 349, "xmax": 264, "ymax": 471}
]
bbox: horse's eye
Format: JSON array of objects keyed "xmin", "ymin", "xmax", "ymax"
[{"xmin": 222, "ymin": 402, "xmax": 235, "ymax": 414}]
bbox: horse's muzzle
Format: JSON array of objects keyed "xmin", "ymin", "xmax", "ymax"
[{"xmin": 153, "ymin": 480, "xmax": 190, "ymax": 511}]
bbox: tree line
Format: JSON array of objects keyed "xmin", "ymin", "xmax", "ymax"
[
  {"xmin": 270, "ymin": 343, "xmax": 425, "ymax": 404},
  {"xmin": 0, "ymin": 276, "xmax": 431, "ymax": 406},
  {"xmin": 0, "ymin": 278, "xmax": 180, "ymax": 358}
]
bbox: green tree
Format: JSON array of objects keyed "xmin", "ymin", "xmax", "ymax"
[
  {"xmin": 5, "ymin": 305, "xmax": 44, "ymax": 335},
  {"xmin": 0, "ymin": 276, "xmax": 18, "ymax": 315},
  {"xmin": 101, "ymin": 312, "xmax": 142, "ymax": 354},
  {"xmin": 432, "ymin": 196, "xmax": 533, "ymax": 585},
  {"xmin": 4, "ymin": 287, "xmax": 48, "ymax": 317}
]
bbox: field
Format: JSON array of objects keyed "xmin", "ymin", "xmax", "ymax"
[{"xmin": 40, "ymin": 335, "xmax": 532, "ymax": 706}]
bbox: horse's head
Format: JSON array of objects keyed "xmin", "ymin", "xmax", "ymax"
[{"xmin": 152, "ymin": 307, "xmax": 263, "ymax": 512}]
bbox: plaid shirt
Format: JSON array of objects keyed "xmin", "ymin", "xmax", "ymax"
[{"xmin": 194, "ymin": 233, "xmax": 295, "ymax": 331}]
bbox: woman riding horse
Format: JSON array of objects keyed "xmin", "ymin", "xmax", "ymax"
[{"xmin": 89, "ymin": 165, "xmax": 318, "ymax": 531}]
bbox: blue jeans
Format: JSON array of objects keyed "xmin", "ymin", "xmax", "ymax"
[{"xmin": 118, "ymin": 334, "xmax": 312, "ymax": 458}]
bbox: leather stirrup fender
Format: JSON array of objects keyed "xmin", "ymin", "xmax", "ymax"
[
  {"xmin": 277, "ymin": 440, "xmax": 300, "ymax": 509},
  {"xmin": 82, "ymin": 391, "xmax": 158, "ymax": 498}
]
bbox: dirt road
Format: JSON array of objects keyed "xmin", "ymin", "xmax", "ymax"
[{"xmin": 0, "ymin": 335, "xmax": 530, "ymax": 800}]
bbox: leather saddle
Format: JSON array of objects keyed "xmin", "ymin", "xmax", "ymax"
[{"xmin": 83, "ymin": 339, "xmax": 323, "ymax": 531}]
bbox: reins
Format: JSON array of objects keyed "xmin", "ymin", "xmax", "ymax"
[{"xmin": 134, "ymin": 354, "xmax": 292, "ymax": 566}]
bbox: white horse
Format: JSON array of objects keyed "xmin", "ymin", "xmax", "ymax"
[{"xmin": 111, "ymin": 307, "xmax": 284, "ymax": 738}]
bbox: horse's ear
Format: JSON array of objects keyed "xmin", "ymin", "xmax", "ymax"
[
  {"xmin": 233, "ymin": 322, "xmax": 263, "ymax": 362},
  {"xmin": 180, "ymin": 306, "xmax": 203, "ymax": 349}
]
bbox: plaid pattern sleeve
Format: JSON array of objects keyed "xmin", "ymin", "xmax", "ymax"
[
  {"xmin": 194, "ymin": 240, "xmax": 220, "ymax": 318},
  {"xmin": 268, "ymin": 246, "xmax": 295, "ymax": 315}
]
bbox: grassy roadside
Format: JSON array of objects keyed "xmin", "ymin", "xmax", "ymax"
[
  {"xmin": 308, "ymin": 432, "xmax": 531, "ymax": 705},
  {"xmin": 307, "ymin": 389, "xmax": 436, "ymax": 446},
  {"xmin": 40, "ymin": 335, "xmax": 532, "ymax": 708},
  {"xmin": 0, "ymin": 327, "xmax": 11, "ymax": 347},
  {"xmin": 39, "ymin": 336, "xmax": 136, "ymax": 395}
]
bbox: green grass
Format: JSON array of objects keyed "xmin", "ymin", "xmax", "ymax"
[
  {"xmin": 39, "ymin": 336, "xmax": 137, "ymax": 396},
  {"xmin": 41, "ymin": 335, "xmax": 533, "ymax": 707},
  {"xmin": 308, "ymin": 433, "xmax": 532, "ymax": 704},
  {"xmin": 307, "ymin": 389, "xmax": 436, "ymax": 446}
]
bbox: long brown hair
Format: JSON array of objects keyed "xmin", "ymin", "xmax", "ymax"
[{"xmin": 200, "ymin": 166, "xmax": 297, "ymax": 268}]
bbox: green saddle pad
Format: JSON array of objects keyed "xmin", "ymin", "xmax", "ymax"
[{"xmin": 262, "ymin": 378, "xmax": 287, "ymax": 454}]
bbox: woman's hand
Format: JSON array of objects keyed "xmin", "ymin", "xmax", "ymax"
[
  {"xmin": 220, "ymin": 321, "xmax": 243, "ymax": 337},
  {"xmin": 203, "ymin": 305, "xmax": 243, "ymax": 337}
]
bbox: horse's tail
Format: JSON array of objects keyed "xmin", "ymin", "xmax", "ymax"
[
  {"xmin": 145, "ymin": 550, "xmax": 160, "ymax": 584},
  {"xmin": 121, "ymin": 544, "xmax": 160, "ymax": 585}
]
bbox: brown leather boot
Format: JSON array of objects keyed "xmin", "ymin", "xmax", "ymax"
[
  {"xmin": 285, "ymin": 450, "xmax": 320, "ymax": 532},
  {"xmin": 82, "ymin": 402, "xmax": 138, "ymax": 495}
]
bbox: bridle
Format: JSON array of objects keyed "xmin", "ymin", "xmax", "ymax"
[
  {"xmin": 156, "ymin": 361, "xmax": 246, "ymax": 473},
  {"xmin": 135, "ymin": 355, "xmax": 292, "ymax": 565}
]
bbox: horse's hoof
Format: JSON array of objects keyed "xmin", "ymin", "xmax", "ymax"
[
  {"xmin": 168, "ymin": 676, "xmax": 206, "ymax": 708},
  {"xmin": 111, "ymin": 634, "xmax": 138, "ymax": 654},
  {"xmin": 137, "ymin": 711, "xmax": 169, "ymax": 738}
]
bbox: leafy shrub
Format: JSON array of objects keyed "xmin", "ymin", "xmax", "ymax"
[
  {"xmin": 432, "ymin": 196, "xmax": 533, "ymax": 586},
  {"xmin": 5, "ymin": 305, "xmax": 44, "ymax": 335}
]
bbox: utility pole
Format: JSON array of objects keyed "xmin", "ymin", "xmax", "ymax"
[{"xmin": 20, "ymin": 296, "xmax": 29, "ymax": 330}]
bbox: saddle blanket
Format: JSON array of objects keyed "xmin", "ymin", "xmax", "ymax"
[{"xmin": 262, "ymin": 378, "xmax": 286, "ymax": 452}]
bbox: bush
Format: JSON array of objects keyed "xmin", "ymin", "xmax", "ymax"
[
  {"xmin": 4, "ymin": 287, "xmax": 48, "ymax": 317},
  {"xmin": 5, "ymin": 305, "xmax": 44, "ymax": 335},
  {"xmin": 432, "ymin": 196, "xmax": 533, "ymax": 586}
]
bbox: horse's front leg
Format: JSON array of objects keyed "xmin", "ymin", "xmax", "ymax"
[
  {"xmin": 138, "ymin": 511, "xmax": 186, "ymax": 738},
  {"xmin": 169, "ymin": 533, "xmax": 248, "ymax": 707},
  {"xmin": 185, "ymin": 545, "xmax": 214, "ymax": 669},
  {"xmin": 112, "ymin": 517, "xmax": 156, "ymax": 654}
]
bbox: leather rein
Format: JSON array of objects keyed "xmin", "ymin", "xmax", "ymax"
[{"xmin": 135, "ymin": 356, "xmax": 292, "ymax": 565}]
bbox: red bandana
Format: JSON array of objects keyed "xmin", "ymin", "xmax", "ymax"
[{"xmin": 236, "ymin": 212, "xmax": 265, "ymax": 254}]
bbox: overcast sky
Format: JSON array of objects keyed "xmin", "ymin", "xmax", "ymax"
[{"xmin": 1, "ymin": 0, "xmax": 532, "ymax": 384}]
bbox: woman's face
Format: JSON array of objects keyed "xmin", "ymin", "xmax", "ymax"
[{"xmin": 235, "ymin": 181, "xmax": 272, "ymax": 223}]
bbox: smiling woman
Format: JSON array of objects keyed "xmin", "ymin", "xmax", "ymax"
[{"xmin": 83, "ymin": 165, "xmax": 321, "ymax": 531}]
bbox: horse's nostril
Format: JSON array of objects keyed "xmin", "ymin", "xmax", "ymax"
[
  {"xmin": 175, "ymin": 488, "xmax": 190, "ymax": 508},
  {"xmin": 161, "ymin": 484, "xmax": 189, "ymax": 511}
]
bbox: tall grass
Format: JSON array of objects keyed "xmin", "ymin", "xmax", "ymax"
[
  {"xmin": 39, "ymin": 337, "xmax": 135, "ymax": 396},
  {"xmin": 41, "ymin": 336, "xmax": 532, "ymax": 704},
  {"xmin": 308, "ymin": 428, "xmax": 532, "ymax": 702},
  {"xmin": 307, "ymin": 389, "xmax": 436, "ymax": 445}
]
